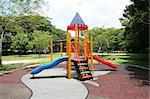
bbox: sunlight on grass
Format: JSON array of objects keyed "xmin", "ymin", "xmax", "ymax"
[
  {"xmin": 2, "ymin": 53, "xmax": 63, "ymax": 61},
  {"xmin": 2, "ymin": 53, "xmax": 149, "ymax": 69},
  {"xmin": 98, "ymin": 53, "xmax": 149, "ymax": 68},
  {"xmin": 0, "ymin": 63, "xmax": 33, "ymax": 73}
]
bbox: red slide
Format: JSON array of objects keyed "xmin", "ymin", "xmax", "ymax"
[{"xmin": 92, "ymin": 55, "xmax": 117, "ymax": 68}]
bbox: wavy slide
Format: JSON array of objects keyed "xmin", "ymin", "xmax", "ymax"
[
  {"xmin": 31, "ymin": 56, "xmax": 68, "ymax": 75},
  {"xmin": 93, "ymin": 55, "xmax": 117, "ymax": 68}
]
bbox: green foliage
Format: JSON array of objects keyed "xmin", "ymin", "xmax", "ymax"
[
  {"xmin": 16, "ymin": 15, "xmax": 53, "ymax": 33},
  {"xmin": 89, "ymin": 27, "xmax": 125, "ymax": 52},
  {"xmin": 0, "ymin": 0, "xmax": 44, "ymax": 66},
  {"xmin": 11, "ymin": 32, "xmax": 32, "ymax": 56},
  {"xmin": 11, "ymin": 0, "xmax": 44, "ymax": 15},
  {"xmin": 120, "ymin": 0, "xmax": 149, "ymax": 52},
  {"xmin": 32, "ymin": 30, "xmax": 50, "ymax": 57}
]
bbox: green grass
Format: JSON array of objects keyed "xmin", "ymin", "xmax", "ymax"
[
  {"xmin": 1, "ymin": 53, "xmax": 64, "ymax": 72},
  {"xmin": 97, "ymin": 53, "xmax": 149, "ymax": 68},
  {"xmin": 2, "ymin": 53, "xmax": 62, "ymax": 61},
  {"xmin": 1, "ymin": 53, "xmax": 149, "ymax": 72},
  {"xmin": 0, "ymin": 63, "xmax": 33, "ymax": 73}
]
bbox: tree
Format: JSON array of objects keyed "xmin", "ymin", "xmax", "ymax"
[
  {"xmin": 11, "ymin": 33, "xmax": 32, "ymax": 56},
  {"xmin": 0, "ymin": 0, "xmax": 44, "ymax": 67},
  {"xmin": 15, "ymin": 15, "xmax": 66, "ymax": 53},
  {"xmin": 15, "ymin": 15, "xmax": 53, "ymax": 33},
  {"xmin": 120, "ymin": 0, "xmax": 149, "ymax": 52},
  {"xmin": 89, "ymin": 27, "xmax": 125, "ymax": 52},
  {"xmin": 32, "ymin": 30, "xmax": 50, "ymax": 58}
]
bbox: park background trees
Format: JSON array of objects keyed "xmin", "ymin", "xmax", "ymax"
[
  {"xmin": 89, "ymin": 27, "xmax": 125, "ymax": 52},
  {"xmin": 119, "ymin": 0, "xmax": 149, "ymax": 53},
  {"xmin": 89, "ymin": 0, "xmax": 149, "ymax": 53},
  {"xmin": 0, "ymin": 0, "xmax": 45, "ymax": 67},
  {"xmin": 32, "ymin": 30, "xmax": 50, "ymax": 58},
  {"xmin": 0, "ymin": 0, "xmax": 149, "ymax": 67},
  {"xmin": 0, "ymin": 0, "xmax": 65, "ymax": 67}
]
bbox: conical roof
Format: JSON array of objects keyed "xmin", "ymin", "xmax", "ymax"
[
  {"xmin": 70, "ymin": 12, "xmax": 85, "ymax": 25},
  {"xmin": 67, "ymin": 12, "xmax": 88, "ymax": 31}
]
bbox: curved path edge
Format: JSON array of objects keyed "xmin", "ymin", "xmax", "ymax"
[{"xmin": 21, "ymin": 68, "xmax": 88, "ymax": 99}]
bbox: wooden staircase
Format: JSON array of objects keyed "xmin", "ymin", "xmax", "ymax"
[{"xmin": 73, "ymin": 59, "xmax": 93, "ymax": 81}]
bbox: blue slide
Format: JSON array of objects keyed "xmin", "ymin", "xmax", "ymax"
[{"xmin": 31, "ymin": 56, "xmax": 68, "ymax": 75}]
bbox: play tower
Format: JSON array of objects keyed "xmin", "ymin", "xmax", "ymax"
[
  {"xmin": 66, "ymin": 12, "xmax": 94, "ymax": 80},
  {"xmin": 31, "ymin": 13, "xmax": 117, "ymax": 80}
]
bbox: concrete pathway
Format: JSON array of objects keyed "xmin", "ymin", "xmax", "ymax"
[
  {"xmin": 2, "ymin": 59, "xmax": 42, "ymax": 65},
  {"xmin": 22, "ymin": 68, "xmax": 88, "ymax": 99}
]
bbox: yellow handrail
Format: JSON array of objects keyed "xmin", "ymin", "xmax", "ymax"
[
  {"xmin": 50, "ymin": 39, "xmax": 53, "ymax": 61},
  {"xmin": 90, "ymin": 36, "xmax": 94, "ymax": 73},
  {"xmin": 60, "ymin": 41, "xmax": 63, "ymax": 57},
  {"xmin": 83, "ymin": 30, "xmax": 88, "ymax": 60}
]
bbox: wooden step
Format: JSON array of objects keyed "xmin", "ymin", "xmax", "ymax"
[
  {"xmin": 78, "ymin": 63, "xmax": 88, "ymax": 66},
  {"xmin": 80, "ymin": 71, "xmax": 91, "ymax": 74},
  {"xmin": 81, "ymin": 75, "xmax": 93, "ymax": 79},
  {"xmin": 79, "ymin": 67, "xmax": 89, "ymax": 70}
]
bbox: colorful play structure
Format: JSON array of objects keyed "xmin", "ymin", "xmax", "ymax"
[{"xmin": 31, "ymin": 12, "xmax": 117, "ymax": 80}]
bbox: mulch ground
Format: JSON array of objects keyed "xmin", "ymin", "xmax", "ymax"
[{"xmin": 0, "ymin": 64, "xmax": 149, "ymax": 99}]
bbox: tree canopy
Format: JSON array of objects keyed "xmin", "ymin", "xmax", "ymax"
[
  {"xmin": 32, "ymin": 30, "xmax": 50, "ymax": 57},
  {"xmin": 11, "ymin": 32, "xmax": 32, "ymax": 56},
  {"xmin": 89, "ymin": 27, "xmax": 125, "ymax": 52},
  {"xmin": 120, "ymin": 0, "xmax": 149, "ymax": 52}
]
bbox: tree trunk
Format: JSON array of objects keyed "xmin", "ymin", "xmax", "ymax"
[
  {"xmin": 97, "ymin": 46, "xmax": 101, "ymax": 52},
  {"xmin": 19, "ymin": 50, "xmax": 22, "ymax": 57},
  {"xmin": 0, "ymin": 32, "xmax": 4, "ymax": 67},
  {"xmin": 39, "ymin": 51, "xmax": 41, "ymax": 58}
]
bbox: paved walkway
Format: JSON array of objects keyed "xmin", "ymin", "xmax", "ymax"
[
  {"xmin": 22, "ymin": 68, "xmax": 88, "ymax": 99},
  {"xmin": 2, "ymin": 59, "xmax": 42, "ymax": 65},
  {"xmin": 22, "ymin": 67, "xmax": 111, "ymax": 99}
]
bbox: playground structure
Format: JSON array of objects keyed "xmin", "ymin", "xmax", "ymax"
[{"xmin": 31, "ymin": 12, "xmax": 117, "ymax": 80}]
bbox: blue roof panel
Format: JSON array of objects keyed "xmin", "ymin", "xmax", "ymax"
[{"xmin": 70, "ymin": 12, "xmax": 85, "ymax": 25}]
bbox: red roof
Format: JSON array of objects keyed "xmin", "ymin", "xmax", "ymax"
[{"xmin": 67, "ymin": 24, "xmax": 88, "ymax": 31}]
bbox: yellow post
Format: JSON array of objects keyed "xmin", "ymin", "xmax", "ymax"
[
  {"xmin": 50, "ymin": 39, "xmax": 53, "ymax": 61},
  {"xmin": 67, "ymin": 32, "xmax": 71, "ymax": 79},
  {"xmin": 90, "ymin": 36, "xmax": 94, "ymax": 73},
  {"xmin": 66, "ymin": 30, "xmax": 68, "ymax": 56},
  {"xmin": 66, "ymin": 31, "xmax": 71, "ymax": 79},
  {"xmin": 66, "ymin": 30, "xmax": 69, "ymax": 75},
  {"xmin": 77, "ymin": 30, "xmax": 80, "ymax": 55},
  {"xmin": 60, "ymin": 41, "xmax": 63, "ymax": 57},
  {"xmin": 75, "ymin": 24, "xmax": 78, "ymax": 56},
  {"xmin": 83, "ymin": 30, "xmax": 88, "ymax": 60}
]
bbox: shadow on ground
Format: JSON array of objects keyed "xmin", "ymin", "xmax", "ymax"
[{"xmin": 126, "ymin": 66, "xmax": 149, "ymax": 86}]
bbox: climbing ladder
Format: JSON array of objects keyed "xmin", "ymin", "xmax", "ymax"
[{"xmin": 73, "ymin": 59, "xmax": 93, "ymax": 81}]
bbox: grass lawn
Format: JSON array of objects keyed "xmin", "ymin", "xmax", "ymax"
[
  {"xmin": 0, "ymin": 63, "xmax": 33, "ymax": 73},
  {"xmin": 1, "ymin": 53, "xmax": 149, "ymax": 72},
  {"xmin": 1, "ymin": 53, "xmax": 64, "ymax": 72},
  {"xmin": 96, "ymin": 53, "xmax": 149, "ymax": 69},
  {"xmin": 2, "ymin": 53, "xmax": 62, "ymax": 61}
]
